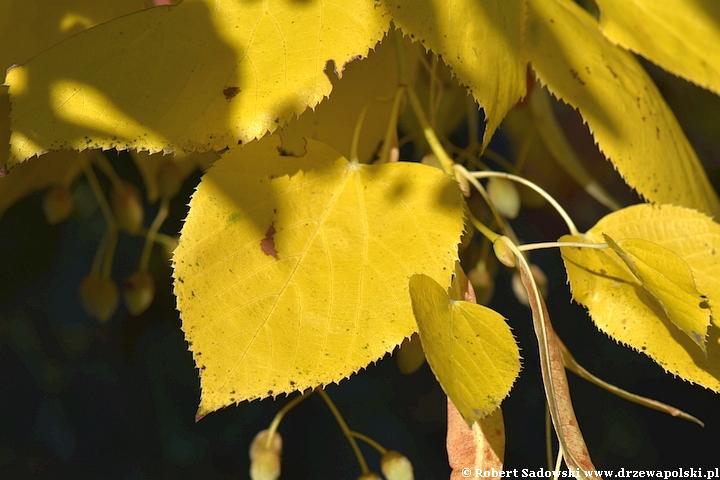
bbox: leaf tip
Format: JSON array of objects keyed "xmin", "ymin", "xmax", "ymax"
[{"xmin": 195, "ymin": 407, "xmax": 209, "ymax": 423}]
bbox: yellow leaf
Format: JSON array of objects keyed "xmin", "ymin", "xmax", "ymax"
[
  {"xmin": 0, "ymin": 0, "xmax": 145, "ymax": 171},
  {"xmin": 408, "ymin": 274, "xmax": 520, "ymax": 425},
  {"xmin": 596, "ymin": 0, "xmax": 720, "ymax": 96},
  {"xmin": 560, "ymin": 203, "xmax": 720, "ymax": 392},
  {"xmin": 0, "ymin": 0, "xmax": 145, "ymax": 70},
  {"xmin": 5, "ymin": 0, "xmax": 389, "ymax": 166},
  {"xmin": 173, "ymin": 137, "xmax": 464, "ymax": 415},
  {"xmin": 381, "ymin": 0, "xmax": 527, "ymax": 147},
  {"xmin": 278, "ymin": 32, "xmax": 406, "ymax": 163},
  {"xmin": 0, "ymin": 88, "xmax": 8, "ymax": 171},
  {"xmin": 603, "ymin": 234, "xmax": 710, "ymax": 353},
  {"xmin": 526, "ymin": 0, "xmax": 720, "ymax": 216}
]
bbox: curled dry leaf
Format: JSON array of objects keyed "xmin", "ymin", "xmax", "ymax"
[
  {"xmin": 448, "ymin": 399, "xmax": 505, "ymax": 480},
  {"xmin": 514, "ymin": 245, "xmax": 599, "ymax": 477}
]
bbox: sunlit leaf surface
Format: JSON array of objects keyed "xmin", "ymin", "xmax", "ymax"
[
  {"xmin": 526, "ymin": 0, "xmax": 720, "ymax": 216},
  {"xmin": 408, "ymin": 274, "xmax": 520, "ymax": 425},
  {"xmin": 173, "ymin": 137, "xmax": 464, "ymax": 414},
  {"xmin": 596, "ymin": 0, "xmax": 720, "ymax": 96}
]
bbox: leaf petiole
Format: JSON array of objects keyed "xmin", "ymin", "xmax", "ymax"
[
  {"xmin": 264, "ymin": 391, "xmax": 313, "ymax": 450},
  {"xmin": 350, "ymin": 102, "xmax": 371, "ymax": 163},
  {"xmin": 83, "ymin": 162, "xmax": 118, "ymax": 278},
  {"xmin": 466, "ymin": 169, "xmax": 580, "ymax": 236},
  {"xmin": 393, "ymin": 29, "xmax": 454, "ymax": 176},
  {"xmin": 377, "ymin": 86, "xmax": 406, "ymax": 164},
  {"xmin": 351, "ymin": 431, "xmax": 387, "ymax": 455},
  {"xmin": 556, "ymin": 335, "xmax": 704, "ymax": 427},
  {"xmin": 454, "ymin": 164, "xmax": 512, "ymax": 237},
  {"xmin": 317, "ymin": 388, "xmax": 369, "ymax": 475},
  {"xmin": 138, "ymin": 196, "xmax": 170, "ymax": 271},
  {"xmin": 467, "ymin": 212, "xmax": 500, "ymax": 244}
]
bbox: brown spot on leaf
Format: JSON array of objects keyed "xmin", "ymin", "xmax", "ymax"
[
  {"xmin": 223, "ymin": 86, "xmax": 240, "ymax": 100},
  {"xmin": 261, "ymin": 223, "xmax": 279, "ymax": 259},
  {"xmin": 569, "ymin": 69, "xmax": 585, "ymax": 85},
  {"xmin": 606, "ymin": 64, "xmax": 618, "ymax": 79},
  {"xmin": 700, "ymin": 300, "xmax": 710, "ymax": 309}
]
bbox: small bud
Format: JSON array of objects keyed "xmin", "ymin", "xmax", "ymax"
[
  {"xmin": 123, "ymin": 271, "xmax": 155, "ymax": 316},
  {"xmin": 511, "ymin": 264, "xmax": 549, "ymax": 306},
  {"xmin": 357, "ymin": 473, "xmax": 383, "ymax": 480},
  {"xmin": 111, "ymin": 181, "xmax": 144, "ymax": 234},
  {"xmin": 493, "ymin": 236, "xmax": 516, "ymax": 268},
  {"xmin": 79, "ymin": 274, "xmax": 119, "ymax": 323},
  {"xmin": 381, "ymin": 450, "xmax": 415, "ymax": 480},
  {"xmin": 395, "ymin": 333, "xmax": 425, "ymax": 375},
  {"xmin": 43, "ymin": 185, "xmax": 73, "ymax": 225},
  {"xmin": 250, "ymin": 429, "xmax": 282, "ymax": 459},
  {"xmin": 250, "ymin": 429, "xmax": 282, "ymax": 480},
  {"xmin": 250, "ymin": 449, "xmax": 280, "ymax": 480},
  {"xmin": 420, "ymin": 153, "xmax": 442, "ymax": 170},
  {"xmin": 157, "ymin": 159, "xmax": 184, "ymax": 199},
  {"xmin": 454, "ymin": 169, "xmax": 471, "ymax": 197},
  {"xmin": 487, "ymin": 177, "xmax": 520, "ymax": 219}
]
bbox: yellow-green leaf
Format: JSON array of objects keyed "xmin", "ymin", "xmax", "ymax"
[
  {"xmin": 596, "ymin": 0, "xmax": 720, "ymax": 96},
  {"xmin": 408, "ymin": 274, "xmax": 520, "ymax": 425},
  {"xmin": 173, "ymin": 137, "xmax": 464, "ymax": 415},
  {"xmin": 560, "ymin": 203, "xmax": 720, "ymax": 392},
  {"xmin": 6, "ymin": 0, "xmax": 389, "ymax": 166},
  {"xmin": 381, "ymin": 0, "xmax": 527, "ymax": 147},
  {"xmin": 603, "ymin": 234, "xmax": 710, "ymax": 353},
  {"xmin": 526, "ymin": 0, "xmax": 720, "ymax": 216}
]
